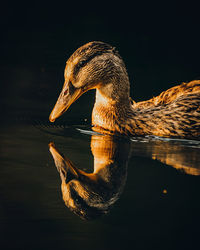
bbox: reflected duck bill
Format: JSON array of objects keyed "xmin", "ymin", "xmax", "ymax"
[
  {"xmin": 49, "ymin": 87, "xmax": 84, "ymax": 122},
  {"xmin": 48, "ymin": 136, "xmax": 130, "ymax": 220},
  {"xmin": 49, "ymin": 142, "xmax": 79, "ymax": 179}
]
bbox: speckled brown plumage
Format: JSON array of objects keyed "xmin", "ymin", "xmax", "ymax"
[{"xmin": 49, "ymin": 41, "xmax": 200, "ymax": 139}]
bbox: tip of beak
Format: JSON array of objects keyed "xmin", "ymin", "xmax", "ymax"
[
  {"xmin": 48, "ymin": 142, "xmax": 55, "ymax": 148},
  {"xmin": 49, "ymin": 142, "xmax": 63, "ymax": 160},
  {"xmin": 49, "ymin": 117, "xmax": 55, "ymax": 123},
  {"xmin": 49, "ymin": 112, "xmax": 56, "ymax": 122}
]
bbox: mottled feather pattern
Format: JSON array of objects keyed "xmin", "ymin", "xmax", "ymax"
[
  {"xmin": 93, "ymin": 81, "xmax": 200, "ymax": 139},
  {"xmin": 50, "ymin": 41, "xmax": 200, "ymax": 139},
  {"xmin": 134, "ymin": 80, "xmax": 200, "ymax": 109}
]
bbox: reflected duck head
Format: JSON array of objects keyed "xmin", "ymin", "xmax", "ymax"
[
  {"xmin": 48, "ymin": 136, "xmax": 130, "ymax": 220},
  {"xmin": 48, "ymin": 142, "xmax": 112, "ymax": 220},
  {"xmin": 49, "ymin": 41, "xmax": 130, "ymax": 122}
]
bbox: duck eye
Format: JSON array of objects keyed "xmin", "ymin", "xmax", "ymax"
[
  {"xmin": 73, "ymin": 59, "xmax": 88, "ymax": 76},
  {"xmin": 79, "ymin": 60, "xmax": 87, "ymax": 67}
]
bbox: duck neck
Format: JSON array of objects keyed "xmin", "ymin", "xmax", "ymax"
[{"xmin": 92, "ymin": 78, "xmax": 134, "ymax": 134}]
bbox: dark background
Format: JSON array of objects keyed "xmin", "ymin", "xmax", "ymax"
[
  {"xmin": 0, "ymin": 3, "xmax": 200, "ymax": 250},
  {"xmin": 1, "ymin": 2, "xmax": 200, "ymax": 123}
]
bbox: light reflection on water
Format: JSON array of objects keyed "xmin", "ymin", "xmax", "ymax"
[
  {"xmin": 49, "ymin": 134, "xmax": 130, "ymax": 220},
  {"xmin": 48, "ymin": 127, "xmax": 200, "ymax": 221},
  {"xmin": 0, "ymin": 123, "xmax": 200, "ymax": 249}
]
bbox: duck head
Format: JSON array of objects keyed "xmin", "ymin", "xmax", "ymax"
[
  {"xmin": 49, "ymin": 41, "xmax": 130, "ymax": 122},
  {"xmin": 49, "ymin": 135, "xmax": 130, "ymax": 220}
]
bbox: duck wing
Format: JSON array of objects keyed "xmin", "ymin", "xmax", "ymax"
[{"xmin": 133, "ymin": 80, "xmax": 200, "ymax": 109}]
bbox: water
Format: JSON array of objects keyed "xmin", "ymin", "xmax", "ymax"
[
  {"xmin": 0, "ymin": 120, "xmax": 200, "ymax": 250},
  {"xmin": 1, "ymin": 8, "xmax": 200, "ymax": 247}
]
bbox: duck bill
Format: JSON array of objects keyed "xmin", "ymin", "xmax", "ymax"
[
  {"xmin": 49, "ymin": 142, "xmax": 79, "ymax": 179},
  {"xmin": 49, "ymin": 142, "xmax": 97, "ymax": 182},
  {"xmin": 49, "ymin": 87, "xmax": 83, "ymax": 122}
]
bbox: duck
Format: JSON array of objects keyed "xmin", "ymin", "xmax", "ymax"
[
  {"xmin": 49, "ymin": 135, "xmax": 130, "ymax": 220},
  {"xmin": 49, "ymin": 41, "xmax": 200, "ymax": 139}
]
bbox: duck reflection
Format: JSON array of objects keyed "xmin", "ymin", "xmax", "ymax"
[
  {"xmin": 49, "ymin": 135, "xmax": 131, "ymax": 220},
  {"xmin": 131, "ymin": 139, "xmax": 200, "ymax": 176},
  {"xmin": 49, "ymin": 131, "xmax": 200, "ymax": 220}
]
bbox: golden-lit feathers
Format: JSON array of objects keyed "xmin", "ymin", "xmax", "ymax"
[
  {"xmin": 50, "ymin": 41, "xmax": 200, "ymax": 139},
  {"xmin": 134, "ymin": 80, "xmax": 200, "ymax": 109},
  {"xmin": 92, "ymin": 80, "xmax": 200, "ymax": 139}
]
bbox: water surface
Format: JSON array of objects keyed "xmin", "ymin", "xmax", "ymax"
[{"xmin": 1, "ymin": 121, "xmax": 200, "ymax": 250}]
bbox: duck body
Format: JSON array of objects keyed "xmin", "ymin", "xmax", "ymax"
[
  {"xmin": 49, "ymin": 41, "xmax": 200, "ymax": 139},
  {"xmin": 92, "ymin": 80, "xmax": 200, "ymax": 139}
]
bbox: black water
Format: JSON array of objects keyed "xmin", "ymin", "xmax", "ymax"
[
  {"xmin": 1, "ymin": 3, "xmax": 200, "ymax": 250},
  {"xmin": 1, "ymin": 122, "xmax": 200, "ymax": 250}
]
